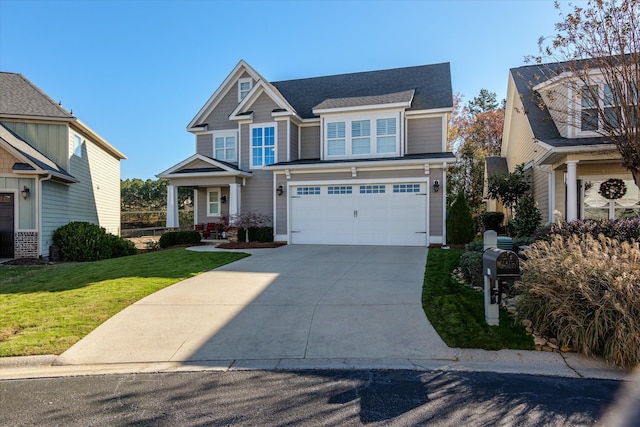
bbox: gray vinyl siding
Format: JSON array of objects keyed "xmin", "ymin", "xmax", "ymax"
[
  {"xmin": 0, "ymin": 176, "xmax": 35, "ymax": 229},
  {"xmin": 300, "ymin": 126, "xmax": 320, "ymax": 159},
  {"xmin": 275, "ymin": 173, "xmax": 287, "ymax": 235},
  {"xmin": 407, "ymin": 117, "xmax": 443, "ymax": 154},
  {"xmin": 289, "ymin": 122, "xmax": 299, "ymax": 161},
  {"xmin": 251, "ymin": 93, "xmax": 279, "ymax": 122},
  {"xmin": 1, "ymin": 121, "xmax": 68, "ymax": 167},
  {"xmin": 429, "ymin": 168, "xmax": 444, "ymax": 237},
  {"xmin": 278, "ymin": 120, "xmax": 287, "ymax": 163},
  {"xmin": 202, "ymin": 82, "xmax": 242, "ymax": 131},
  {"xmin": 41, "ymin": 179, "xmax": 99, "ymax": 257},
  {"xmin": 82, "ymin": 132, "xmax": 121, "ymax": 235},
  {"xmin": 196, "ymin": 133, "xmax": 214, "ymax": 157},
  {"xmin": 241, "ymin": 169, "xmax": 273, "ymax": 222}
]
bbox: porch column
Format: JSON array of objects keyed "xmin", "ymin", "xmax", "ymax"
[
  {"xmin": 166, "ymin": 185, "xmax": 179, "ymax": 228},
  {"xmin": 566, "ymin": 160, "xmax": 579, "ymax": 222},
  {"xmin": 229, "ymin": 183, "xmax": 241, "ymax": 224}
]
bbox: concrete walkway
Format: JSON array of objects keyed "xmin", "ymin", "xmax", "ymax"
[{"xmin": 1, "ymin": 245, "xmax": 628, "ymax": 380}]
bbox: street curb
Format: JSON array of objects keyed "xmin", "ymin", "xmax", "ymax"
[{"xmin": 0, "ymin": 355, "xmax": 56, "ymax": 368}]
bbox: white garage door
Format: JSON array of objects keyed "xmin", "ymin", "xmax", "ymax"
[{"xmin": 290, "ymin": 183, "xmax": 428, "ymax": 246}]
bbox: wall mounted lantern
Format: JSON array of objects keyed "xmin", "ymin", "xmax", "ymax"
[
  {"xmin": 21, "ymin": 186, "xmax": 30, "ymax": 200},
  {"xmin": 433, "ymin": 179, "xmax": 440, "ymax": 193},
  {"xmin": 276, "ymin": 185, "xmax": 284, "ymax": 196},
  {"xmin": 221, "ymin": 194, "xmax": 228, "ymax": 204}
]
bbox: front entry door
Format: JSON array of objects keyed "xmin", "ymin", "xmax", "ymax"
[{"xmin": 0, "ymin": 193, "xmax": 15, "ymax": 258}]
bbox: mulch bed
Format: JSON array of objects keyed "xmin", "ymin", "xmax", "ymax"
[{"xmin": 216, "ymin": 241, "xmax": 287, "ymax": 249}]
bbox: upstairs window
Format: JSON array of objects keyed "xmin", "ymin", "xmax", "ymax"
[
  {"xmin": 251, "ymin": 123, "xmax": 276, "ymax": 168},
  {"xmin": 581, "ymin": 84, "xmax": 622, "ymax": 132},
  {"xmin": 238, "ymin": 78, "xmax": 252, "ymax": 102},
  {"xmin": 325, "ymin": 113, "xmax": 399, "ymax": 159},
  {"xmin": 213, "ymin": 131, "xmax": 237, "ymax": 162}
]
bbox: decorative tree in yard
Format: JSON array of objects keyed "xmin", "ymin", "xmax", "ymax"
[
  {"xmin": 446, "ymin": 192, "xmax": 476, "ymax": 244},
  {"xmin": 448, "ymin": 90, "xmax": 504, "ymax": 216},
  {"xmin": 531, "ymin": 0, "xmax": 640, "ymax": 186}
]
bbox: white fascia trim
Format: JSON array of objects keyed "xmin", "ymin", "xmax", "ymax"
[
  {"xmin": 299, "ymin": 118, "xmax": 321, "ymax": 126},
  {"xmin": 12, "ymin": 169, "xmax": 77, "ymax": 183},
  {"xmin": 535, "ymin": 141, "xmax": 618, "ymax": 164},
  {"xmin": 71, "ymin": 119, "xmax": 126, "ymax": 160},
  {"xmin": 405, "ymin": 107, "xmax": 453, "ymax": 116},
  {"xmin": 156, "ymin": 153, "xmax": 251, "ymax": 177},
  {"xmin": 532, "ymin": 71, "xmax": 574, "ymax": 91},
  {"xmin": 287, "ymin": 176, "xmax": 429, "ymax": 186},
  {"xmin": 158, "ymin": 171, "xmax": 251, "ymax": 179},
  {"xmin": 187, "ymin": 60, "xmax": 263, "ymax": 131},
  {"xmin": 0, "ymin": 114, "xmax": 73, "ymax": 123},
  {"xmin": 312, "ymin": 102, "xmax": 411, "ymax": 115},
  {"xmin": 265, "ymin": 157, "xmax": 455, "ymax": 172}
]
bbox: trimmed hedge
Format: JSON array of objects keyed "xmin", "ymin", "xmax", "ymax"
[
  {"xmin": 52, "ymin": 221, "xmax": 136, "ymax": 262},
  {"xmin": 237, "ymin": 226, "xmax": 274, "ymax": 243},
  {"xmin": 159, "ymin": 231, "xmax": 201, "ymax": 248}
]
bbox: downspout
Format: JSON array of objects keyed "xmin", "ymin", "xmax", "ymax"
[{"xmin": 37, "ymin": 174, "xmax": 52, "ymax": 258}]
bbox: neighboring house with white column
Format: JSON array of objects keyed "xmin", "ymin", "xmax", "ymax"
[
  {"xmin": 158, "ymin": 60, "xmax": 455, "ymax": 246},
  {"xmin": 497, "ymin": 61, "xmax": 639, "ymax": 224},
  {"xmin": 0, "ymin": 72, "xmax": 126, "ymax": 259}
]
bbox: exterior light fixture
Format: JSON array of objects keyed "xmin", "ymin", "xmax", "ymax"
[
  {"xmin": 221, "ymin": 194, "xmax": 228, "ymax": 204},
  {"xmin": 433, "ymin": 179, "xmax": 440, "ymax": 193},
  {"xmin": 276, "ymin": 185, "xmax": 284, "ymax": 196},
  {"xmin": 21, "ymin": 186, "xmax": 30, "ymax": 200}
]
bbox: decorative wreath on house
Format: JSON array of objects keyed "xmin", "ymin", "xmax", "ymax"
[{"xmin": 599, "ymin": 178, "xmax": 627, "ymax": 200}]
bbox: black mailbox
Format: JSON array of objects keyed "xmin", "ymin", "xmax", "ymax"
[{"xmin": 482, "ymin": 248, "xmax": 520, "ymax": 279}]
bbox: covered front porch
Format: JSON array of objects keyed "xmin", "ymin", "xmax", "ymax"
[{"xmin": 157, "ymin": 154, "xmax": 252, "ymax": 228}]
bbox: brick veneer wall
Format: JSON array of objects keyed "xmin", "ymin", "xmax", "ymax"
[{"xmin": 15, "ymin": 231, "xmax": 38, "ymax": 259}]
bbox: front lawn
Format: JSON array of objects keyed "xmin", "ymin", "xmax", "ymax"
[
  {"xmin": 422, "ymin": 248, "xmax": 533, "ymax": 350},
  {"xmin": 0, "ymin": 249, "xmax": 248, "ymax": 357}
]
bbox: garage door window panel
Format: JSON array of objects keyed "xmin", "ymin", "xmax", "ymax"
[
  {"xmin": 297, "ymin": 187, "xmax": 321, "ymax": 195},
  {"xmin": 393, "ymin": 184, "xmax": 420, "ymax": 193},
  {"xmin": 360, "ymin": 185, "xmax": 386, "ymax": 194},
  {"xmin": 328, "ymin": 186, "xmax": 352, "ymax": 194}
]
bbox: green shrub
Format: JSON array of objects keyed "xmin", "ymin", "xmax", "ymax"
[
  {"xmin": 480, "ymin": 211, "xmax": 504, "ymax": 233},
  {"xmin": 465, "ymin": 241, "xmax": 485, "ymax": 252},
  {"xmin": 237, "ymin": 226, "xmax": 273, "ymax": 242},
  {"xmin": 107, "ymin": 233, "xmax": 137, "ymax": 258},
  {"xmin": 52, "ymin": 221, "xmax": 134, "ymax": 262},
  {"xmin": 459, "ymin": 250, "xmax": 483, "ymax": 287},
  {"xmin": 159, "ymin": 231, "xmax": 177, "ymax": 248},
  {"xmin": 511, "ymin": 194, "xmax": 542, "ymax": 238},
  {"xmin": 446, "ymin": 192, "xmax": 475, "ymax": 244},
  {"xmin": 255, "ymin": 226, "xmax": 274, "ymax": 242},
  {"xmin": 517, "ymin": 234, "xmax": 640, "ymax": 368},
  {"xmin": 175, "ymin": 231, "xmax": 201, "ymax": 245}
]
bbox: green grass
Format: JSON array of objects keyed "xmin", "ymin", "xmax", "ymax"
[
  {"xmin": 422, "ymin": 248, "xmax": 533, "ymax": 350},
  {"xmin": 0, "ymin": 249, "xmax": 248, "ymax": 357}
]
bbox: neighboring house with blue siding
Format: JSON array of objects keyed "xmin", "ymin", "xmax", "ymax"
[
  {"xmin": 0, "ymin": 72, "xmax": 126, "ymax": 259},
  {"xmin": 158, "ymin": 60, "xmax": 454, "ymax": 246}
]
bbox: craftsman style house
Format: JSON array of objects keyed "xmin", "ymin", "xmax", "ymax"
[
  {"xmin": 0, "ymin": 72, "xmax": 126, "ymax": 259},
  {"xmin": 497, "ymin": 61, "xmax": 640, "ymax": 224},
  {"xmin": 158, "ymin": 61, "xmax": 454, "ymax": 246}
]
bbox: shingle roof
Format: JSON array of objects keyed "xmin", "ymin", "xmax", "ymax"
[
  {"xmin": 0, "ymin": 72, "xmax": 73, "ymax": 119},
  {"xmin": 510, "ymin": 63, "xmax": 611, "ymax": 148},
  {"xmin": 313, "ymin": 90, "xmax": 415, "ymax": 111},
  {"xmin": 272, "ymin": 63, "xmax": 452, "ymax": 119}
]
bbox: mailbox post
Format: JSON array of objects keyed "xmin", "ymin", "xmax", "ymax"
[{"xmin": 482, "ymin": 247, "xmax": 520, "ymax": 326}]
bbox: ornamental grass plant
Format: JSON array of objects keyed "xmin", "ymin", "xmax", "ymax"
[{"xmin": 516, "ymin": 234, "xmax": 640, "ymax": 368}]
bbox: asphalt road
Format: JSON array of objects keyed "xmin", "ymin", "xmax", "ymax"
[{"xmin": 0, "ymin": 370, "xmax": 628, "ymax": 426}]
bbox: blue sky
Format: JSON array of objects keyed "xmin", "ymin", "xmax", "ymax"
[{"xmin": 0, "ymin": 0, "xmax": 572, "ymax": 180}]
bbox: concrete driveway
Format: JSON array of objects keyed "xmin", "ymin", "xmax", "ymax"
[{"xmin": 56, "ymin": 245, "xmax": 456, "ymax": 368}]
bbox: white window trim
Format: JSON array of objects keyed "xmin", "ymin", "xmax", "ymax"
[
  {"xmin": 249, "ymin": 122, "xmax": 278, "ymax": 169},
  {"xmin": 72, "ymin": 133, "xmax": 82, "ymax": 158},
  {"xmin": 322, "ymin": 110, "xmax": 401, "ymax": 160},
  {"xmin": 207, "ymin": 187, "xmax": 221, "ymax": 217},
  {"xmin": 238, "ymin": 77, "xmax": 252, "ymax": 102},
  {"xmin": 576, "ymin": 82, "xmax": 623, "ymax": 137},
  {"xmin": 212, "ymin": 130, "xmax": 238, "ymax": 162}
]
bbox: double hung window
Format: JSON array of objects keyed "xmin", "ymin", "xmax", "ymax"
[
  {"xmin": 325, "ymin": 114, "xmax": 398, "ymax": 159},
  {"xmin": 213, "ymin": 131, "xmax": 237, "ymax": 162},
  {"xmin": 238, "ymin": 78, "xmax": 252, "ymax": 101},
  {"xmin": 251, "ymin": 124, "xmax": 276, "ymax": 168},
  {"xmin": 207, "ymin": 189, "xmax": 220, "ymax": 216},
  {"xmin": 581, "ymin": 84, "xmax": 622, "ymax": 132}
]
